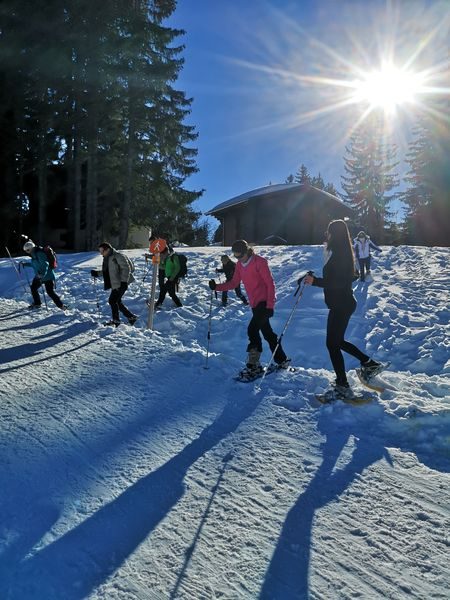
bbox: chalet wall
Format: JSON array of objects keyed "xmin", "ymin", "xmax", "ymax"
[{"xmin": 215, "ymin": 187, "xmax": 353, "ymax": 246}]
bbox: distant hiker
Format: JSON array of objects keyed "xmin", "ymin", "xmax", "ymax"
[
  {"xmin": 353, "ymin": 231, "xmax": 381, "ymax": 282},
  {"xmin": 90, "ymin": 242, "xmax": 137, "ymax": 327},
  {"xmin": 21, "ymin": 240, "xmax": 67, "ymax": 310},
  {"xmin": 155, "ymin": 247, "xmax": 183, "ymax": 309},
  {"xmin": 304, "ymin": 220, "xmax": 382, "ymax": 400},
  {"xmin": 215, "ymin": 255, "xmax": 248, "ymax": 307},
  {"xmin": 208, "ymin": 240, "xmax": 289, "ymax": 378}
]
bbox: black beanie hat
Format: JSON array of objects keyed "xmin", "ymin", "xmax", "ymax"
[{"xmin": 231, "ymin": 239, "xmax": 249, "ymax": 255}]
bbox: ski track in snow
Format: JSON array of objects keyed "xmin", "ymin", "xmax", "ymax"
[{"xmin": 0, "ymin": 245, "xmax": 449, "ymax": 599}]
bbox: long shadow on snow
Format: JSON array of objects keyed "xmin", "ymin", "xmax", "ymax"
[
  {"xmin": 0, "ymin": 321, "xmax": 95, "ymax": 371},
  {"xmin": 260, "ymin": 406, "xmax": 449, "ymax": 600},
  {"xmin": 0, "ymin": 395, "xmax": 263, "ymax": 599}
]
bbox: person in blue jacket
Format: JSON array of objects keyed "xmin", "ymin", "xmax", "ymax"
[{"xmin": 21, "ymin": 240, "xmax": 66, "ymax": 309}]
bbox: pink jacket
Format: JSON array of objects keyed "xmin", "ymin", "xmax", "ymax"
[{"xmin": 215, "ymin": 254, "xmax": 276, "ymax": 309}]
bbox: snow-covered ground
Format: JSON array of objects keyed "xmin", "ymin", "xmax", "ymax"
[{"xmin": 0, "ymin": 244, "xmax": 449, "ymax": 600}]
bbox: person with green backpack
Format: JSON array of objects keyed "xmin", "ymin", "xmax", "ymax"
[{"xmin": 155, "ymin": 247, "xmax": 183, "ymax": 308}]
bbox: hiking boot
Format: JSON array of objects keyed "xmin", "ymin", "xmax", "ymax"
[
  {"xmin": 276, "ymin": 358, "xmax": 292, "ymax": 369},
  {"xmin": 103, "ymin": 320, "xmax": 120, "ymax": 327},
  {"xmin": 246, "ymin": 348, "xmax": 261, "ymax": 369},
  {"xmin": 221, "ymin": 301, "xmax": 227, "ymax": 307},
  {"xmin": 334, "ymin": 383, "xmax": 356, "ymax": 401},
  {"xmin": 128, "ymin": 315, "xmax": 138, "ymax": 325},
  {"xmin": 360, "ymin": 359, "xmax": 383, "ymax": 381},
  {"xmin": 239, "ymin": 365, "xmax": 264, "ymax": 380},
  {"xmin": 59, "ymin": 304, "xmax": 69, "ymax": 311},
  {"xmin": 27, "ymin": 304, "xmax": 41, "ymax": 310}
]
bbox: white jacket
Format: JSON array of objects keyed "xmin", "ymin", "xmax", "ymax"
[{"xmin": 354, "ymin": 237, "xmax": 381, "ymax": 259}]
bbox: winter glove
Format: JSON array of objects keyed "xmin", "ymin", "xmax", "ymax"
[
  {"xmin": 119, "ymin": 282, "xmax": 128, "ymax": 292},
  {"xmin": 91, "ymin": 269, "xmax": 99, "ymax": 277},
  {"xmin": 266, "ymin": 308, "xmax": 274, "ymax": 318},
  {"xmin": 208, "ymin": 279, "xmax": 217, "ymax": 290},
  {"xmin": 215, "ymin": 268, "xmax": 220, "ymax": 273}
]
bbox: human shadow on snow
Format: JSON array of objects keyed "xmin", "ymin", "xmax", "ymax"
[
  {"xmin": 0, "ymin": 321, "xmax": 96, "ymax": 371},
  {"xmin": 0, "ymin": 395, "xmax": 263, "ymax": 599},
  {"xmin": 260, "ymin": 405, "xmax": 449, "ymax": 600}
]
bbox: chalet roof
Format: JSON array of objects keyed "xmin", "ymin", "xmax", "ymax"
[{"xmin": 206, "ymin": 183, "xmax": 346, "ymax": 216}]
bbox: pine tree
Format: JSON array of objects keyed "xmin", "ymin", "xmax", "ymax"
[
  {"xmin": 324, "ymin": 182, "xmax": 339, "ymax": 196},
  {"xmin": 402, "ymin": 105, "xmax": 450, "ymax": 245},
  {"xmin": 294, "ymin": 164, "xmax": 311, "ymax": 184},
  {"xmin": 310, "ymin": 172, "xmax": 325, "ymax": 190},
  {"xmin": 341, "ymin": 114, "xmax": 399, "ymax": 241}
]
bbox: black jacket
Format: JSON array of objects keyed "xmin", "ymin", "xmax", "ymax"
[
  {"xmin": 217, "ymin": 260, "xmax": 236, "ymax": 281},
  {"xmin": 312, "ymin": 251, "xmax": 356, "ymax": 310}
]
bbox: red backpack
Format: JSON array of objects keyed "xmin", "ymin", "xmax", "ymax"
[{"xmin": 37, "ymin": 245, "xmax": 58, "ymax": 269}]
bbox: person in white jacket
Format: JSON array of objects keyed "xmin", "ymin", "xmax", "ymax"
[{"xmin": 353, "ymin": 231, "xmax": 381, "ymax": 281}]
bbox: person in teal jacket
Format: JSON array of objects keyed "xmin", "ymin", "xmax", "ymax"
[
  {"xmin": 155, "ymin": 248, "xmax": 183, "ymax": 308},
  {"xmin": 21, "ymin": 240, "xmax": 66, "ymax": 310}
]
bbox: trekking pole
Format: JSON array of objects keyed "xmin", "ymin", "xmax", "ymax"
[
  {"xmin": 256, "ymin": 270, "xmax": 313, "ymax": 390},
  {"xmin": 41, "ymin": 283, "xmax": 49, "ymax": 311},
  {"xmin": 142, "ymin": 254, "xmax": 152, "ymax": 283},
  {"xmin": 5, "ymin": 246, "xmax": 28, "ymax": 294},
  {"xmin": 42, "ymin": 284, "xmax": 48, "ymax": 310},
  {"xmin": 204, "ymin": 290, "xmax": 214, "ymax": 369},
  {"xmin": 92, "ymin": 275, "xmax": 101, "ymax": 319}
]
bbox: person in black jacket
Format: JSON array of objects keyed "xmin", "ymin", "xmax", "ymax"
[
  {"xmin": 304, "ymin": 220, "xmax": 381, "ymax": 399},
  {"xmin": 215, "ymin": 255, "xmax": 248, "ymax": 307}
]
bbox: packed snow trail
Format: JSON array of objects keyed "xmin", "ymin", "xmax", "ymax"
[{"xmin": 0, "ymin": 245, "xmax": 449, "ymax": 599}]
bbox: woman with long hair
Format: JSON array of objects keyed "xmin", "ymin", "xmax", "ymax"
[
  {"xmin": 209, "ymin": 239, "xmax": 289, "ymax": 380},
  {"xmin": 305, "ymin": 220, "xmax": 382, "ymax": 399}
]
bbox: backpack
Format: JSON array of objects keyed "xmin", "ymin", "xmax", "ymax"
[
  {"xmin": 37, "ymin": 245, "xmax": 58, "ymax": 270},
  {"xmin": 171, "ymin": 253, "xmax": 188, "ymax": 278}
]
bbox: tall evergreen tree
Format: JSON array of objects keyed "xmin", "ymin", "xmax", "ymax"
[
  {"xmin": 341, "ymin": 114, "xmax": 399, "ymax": 241},
  {"xmin": 294, "ymin": 164, "xmax": 311, "ymax": 184},
  {"xmin": 0, "ymin": 0, "xmax": 201, "ymax": 252},
  {"xmin": 310, "ymin": 172, "xmax": 325, "ymax": 190},
  {"xmin": 402, "ymin": 106, "xmax": 450, "ymax": 245}
]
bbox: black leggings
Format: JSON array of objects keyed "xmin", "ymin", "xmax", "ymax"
[
  {"xmin": 247, "ymin": 302, "xmax": 286, "ymax": 364},
  {"xmin": 326, "ymin": 299, "xmax": 369, "ymax": 385},
  {"xmin": 31, "ymin": 278, "xmax": 63, "ymax": 308},
  {"xmin": 157, "ymin": 279, "xmax": 182, "ymax": 307},
  {"xmin": 108, "ymin": 286, "xmax": 134, "ymax": 321}
]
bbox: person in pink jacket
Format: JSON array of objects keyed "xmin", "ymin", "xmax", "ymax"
[{"xmin": 208, "ymin": 239, "xmax": 289, "ymax": 377}]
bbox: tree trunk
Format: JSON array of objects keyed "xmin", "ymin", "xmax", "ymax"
[
  {"xmin": 37, "ymin": 152, "xmax": 47, "ymax": 244},
  {"xmin": 119, "ymin": 91, "xmax": 136, "ymax": 249}
]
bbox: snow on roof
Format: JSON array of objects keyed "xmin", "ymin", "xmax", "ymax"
[{"xmin": 206, "ymin": 183, "xmax": 343, "ymax": 215}]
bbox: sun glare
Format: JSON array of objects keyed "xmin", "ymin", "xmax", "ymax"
[{"xmin": 351, "ymin": 65, "xmax": 425, "ymax": 112}]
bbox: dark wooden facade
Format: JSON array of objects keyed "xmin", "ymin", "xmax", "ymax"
[{"xmin": 207, "ymin": 183, "xmax": 353, "ymax": 245}]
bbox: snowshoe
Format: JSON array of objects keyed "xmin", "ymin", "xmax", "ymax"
[
  {"xmin": 27, "ymin": 304, "xmax": 42, "ymax": 310},
  {"xmin": 276, "ymin": 358, "xmax": 292, "ymax": 369},
  {"xmin": 315, "ymin": 383, "xmax": 373, "ymax": 405},
  {"xmin": 103, "ymin": 320, "xmax": 120, "ymax": 327},
  {"xmin": 235, "ymin": 365, "xmax": 264, "ymax": 382}
]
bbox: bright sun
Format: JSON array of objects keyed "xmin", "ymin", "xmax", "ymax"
[{"xmin": 352, "ymin": 64, "xmax": 425, "ymax": 112}]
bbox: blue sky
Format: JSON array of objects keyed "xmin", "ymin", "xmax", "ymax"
[{"xmin": 169, "ymin": 1, "xmax": 448, "ymax": 224}]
